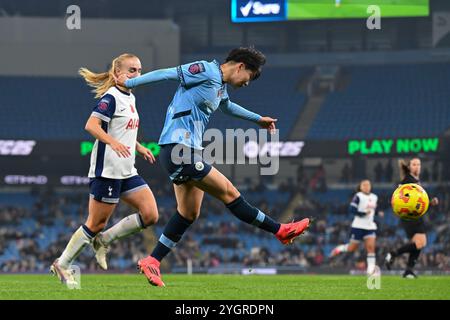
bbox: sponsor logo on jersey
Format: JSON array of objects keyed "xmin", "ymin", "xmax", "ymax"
[{"xmin": 125, "ymin": 119, "xmax": 139, "ymax": 130}]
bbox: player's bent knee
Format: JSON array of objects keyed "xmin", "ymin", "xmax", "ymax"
[
  {"xmin": 178, "ymin": 209, "xmax": 200, "ymax": 222},
  {"xmin": 224, "ymin": 182, "xmax": 240, "ymax": 204},
  {"xmin": 416, "ymin": 240, "xmax": 426, "ymax": 249},
  {"xmin": 139, "ymin": 209, "xmax": 158, "ymax": 227},
  {"xmin": 414, "ymin": 235, "xmax": 427, "ymax": 249},
  {"xmin": 142, "ymin": 213, "xmax": 158, "ymax": 227}
]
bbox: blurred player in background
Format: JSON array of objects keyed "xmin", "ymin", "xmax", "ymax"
[
  {"xmin": 335, "ymin": 0, "xmax": 341, "ymax": 8},
  {"xmin": 330, "ymin": 179, "xmax": 383, "ymax": 275},
  {"xmin": 116, "ymin": 47, "xmax": 311, "ymax": 287},
  {"xmin": 385, "ymin": 157, "xmax": 439, "ymax": 278},
  {"xmin": 50, "ymin": 53, "xmax": 159, "ymax": 286}
]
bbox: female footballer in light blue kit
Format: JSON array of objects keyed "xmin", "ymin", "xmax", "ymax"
[{"xmin": 116, "ymin": 47, "xmax": 311, "ymax": 287}]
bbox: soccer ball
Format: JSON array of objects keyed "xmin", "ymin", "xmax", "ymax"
[{"xmin": 391, "ymin": 183, "xmax": 429, "ymax": 220}]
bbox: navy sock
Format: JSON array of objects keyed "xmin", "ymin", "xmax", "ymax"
[
  {"xmin": 151, "ymin": 211, "xmax": 193, "ymax": 262},
  {"xmin": 226, "ymin": 196, "xmax": 280, "ymax": 234},
  {"xmin": 82, "ymin": 224, "xmax": 97, "ymax": 239},
  {"xmin": 137, "ymin": 213, "xmax": 146, "ymax": 228},
  {"xmin": 395, "ymin": 242, "xmax": 417, "ymax": 256}
]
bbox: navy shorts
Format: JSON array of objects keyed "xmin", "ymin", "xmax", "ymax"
[
  {"xmin": 350, "ymin": 227, "xmax": 376, "ymax": 242},
  {"xmin": 89, "ymin": 175, "xmax": 148, "ymax": 204},
  {"xmin": 159, "ymin": 144, "xmax": 212, "ymax": 185}
]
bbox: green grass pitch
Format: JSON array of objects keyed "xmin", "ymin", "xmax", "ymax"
[
  {"xmin": 288, "ymin": 0, "xmax": 429, "ymax": 19},
  {"xmin": 1, "ymin": 274, "xmax": 449, "ymax": 300}
]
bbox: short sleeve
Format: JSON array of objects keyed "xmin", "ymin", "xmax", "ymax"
[
  {"xmin": 91, "ymin": 94, "xmax": 116, "ymax": 122},
  {"xmin": 176, "ymin": 61, "xmax": 209, "ymax": 88},
  {"xmin": 350, "ymin": 194, "xmax": 360, "ymax": 207}
]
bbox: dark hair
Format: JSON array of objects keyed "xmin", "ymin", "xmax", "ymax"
[
  {"xmin": 356, "ymin": 179, "xmax": 370, "ymax": 192},
  {"xmin": 225, "ymin": 46, "xmax": 266, "ymax": 80}
]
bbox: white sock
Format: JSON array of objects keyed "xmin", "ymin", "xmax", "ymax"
[
  {"xmin": 367, "ymin": 253, "xmax": 376, "ymax": 274},
  {"xmin": 59, "ymin": 226, "xmax": 93, "ymax": 268},
  {"xmin": 337, "ymin": 244, "xmax": 349, "ymax": 253},
  {"xmin": 101, "ymin": 213, "xmax": 145, "ymax": 245}
]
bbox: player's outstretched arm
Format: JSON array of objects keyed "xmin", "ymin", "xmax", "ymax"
[
  {"xmin": 218, "ymin": 99, "xmax": 277, "ymax": 133},
  {"xmin": 218, "ymin": 99, "xmax": 261, "ymax": 122},
  {"xmin": 115, "ymin": 67, "xmax": 179, "ymax": 88}
]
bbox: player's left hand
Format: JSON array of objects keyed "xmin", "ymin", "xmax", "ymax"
[
  {"xmin": 138, "ymin": 146, "xmax": 156, "ymax": 164},
  {"xmin": 431, "ymin": 197, "xmax": 439, "ymax": 206},
  {"xmin": 258, "ymin": 116, "xmax": 277, "ymax": 134},
  {"xmin": 114, "ymin": 73, "xmax": 129, "ymax": 87}
]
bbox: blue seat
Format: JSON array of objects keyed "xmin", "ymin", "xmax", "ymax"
[{"xmin": 307, "ymin": 63, "xmax": 450, "ymax": 140}]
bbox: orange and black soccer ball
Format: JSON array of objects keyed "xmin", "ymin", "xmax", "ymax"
[{"xmin": 391, "ymin": 183, "xmax": 429, "ymax": 220}]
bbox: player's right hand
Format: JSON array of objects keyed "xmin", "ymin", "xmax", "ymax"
[
  {"xmin": 110, "ymin": 140, "xmax": 131, "ymax": 158},
  {"xmin": 258, "ymin": 116, "xmax": 278, "ymax": 134}
]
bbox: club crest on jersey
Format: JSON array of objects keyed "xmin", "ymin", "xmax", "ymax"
[
  {"xmin": 195, "ymin": 162, "xmax": 205, "ymax": 171},
  {"xmin": 188, "ymin": 63, "xmax": 205, "ymax": 75},
  {"xmin": 125, "ymin": 118, "xmax": 139, "ymax": 130}
]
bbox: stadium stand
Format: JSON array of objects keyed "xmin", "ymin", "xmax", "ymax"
[
  {"xmin": 2, "ymin": 177, "xmax": 449, "ymax": 273},
  {"xmin": 0, "ymin": 67, "xmax": 308, "ymax": 140},
  {"xmin": 307, "ymin": 63, "xmax": 450, "ymax": 140}
]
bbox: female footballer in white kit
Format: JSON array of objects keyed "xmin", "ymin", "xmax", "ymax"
[
  {"xmin": 330, "ymin": 179, "xmax": 384, "ymax": 275},
  {"xmin": 50, "ymin": 53, "xmax": 159, "ymax": 286}
]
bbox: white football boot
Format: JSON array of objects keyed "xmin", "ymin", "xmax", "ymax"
[
  {"xmin": 50, "ymin": 259, "xmax": 79, "ymax": 288},
  {"xmin": 92, "ymin": 233, "xmax": 109, "ymax": 270}
]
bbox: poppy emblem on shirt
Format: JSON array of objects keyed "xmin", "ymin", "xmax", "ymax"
[
  {"xmin": 130, "ymin": 104, "xmax": 135, "ymax": 113},
  {"xmin": 188, "ymin": 63, "xmax": 205, "ymax": 75}
]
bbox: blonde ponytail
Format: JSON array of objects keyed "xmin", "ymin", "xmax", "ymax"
[{"xmin": 79, "ymin": 53, "xmax": 137, "ymax": 99}]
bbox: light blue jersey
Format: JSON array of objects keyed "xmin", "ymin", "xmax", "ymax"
[{"xmin": 125, "ymin": 59, "xmax": 262, "ymax": 150}]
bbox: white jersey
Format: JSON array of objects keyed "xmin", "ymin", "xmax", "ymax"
[
  {"xmin": 350, "ymin": 192, "xmax": 378, "ymax": 230},
  {"xmin": 88, "ymin": 86, "xmax": 140, "ymax": 179}
]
